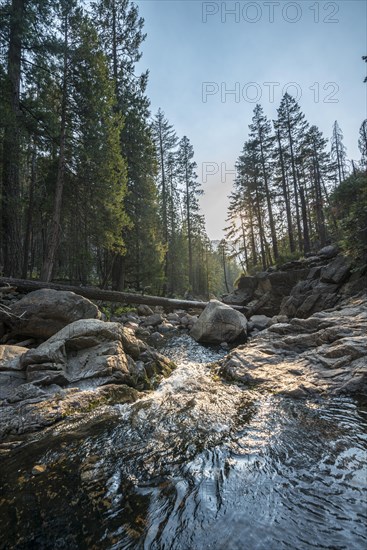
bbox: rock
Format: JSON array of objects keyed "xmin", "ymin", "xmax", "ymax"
[
  {"xmin": 137, "ymin": 304, "xmax": 154, "ymax": 316},
  {"xmin": 180, "ymin": 316, "xmax": 189, "ymax": 326},
  {"xmin": 5, "ymin": 289, "xmax": 101, "ymax": 339},
  {"xmin": 142, "ymin": 313, "xmax": 164, "ymax": 327},
  {"xmin": 0, "ymin": 318, "xmax": 176, "ymax": 440},
  {"xmin": 0, "ymin": 345, "xmax": 29, "ymax": 399},
  {"xmin": 0, "ymin": 384, "xmax": 141, "ymax": 441},
  {"xmin": 318, "ymin": 245, "xmax": 339, "ymax": 259},
  {"xmin": 124, "ymin": 321, "xmax": 139, "ymax": 332},
  {"xmin": 136, "ymin": 327, "xmax": 150, "ymax": 340},
  {"xmin": 0, "ymin": 345, "xmax": 28, "ymax": 371},
  {"xmin": 217, "ymin": 295, "xmax": 367, "ymax": 400},
  {"xmin": 223, "ymin": 276, "xmax": 257, "ymax": 306},
  {"xmin": 190, "ymin": 300, "xmax": 247, "ymax": 344},
  {"xmin": 249, "ymin": 315, "xmax": 271, "ymax": 331},
  {"xmin": 279, "ymin": 255, "xmax": 355, "ymax": 319},
  {"xmin": 320, "ymin": 255, "xmax": 352, "ymax": 285},
  {"xmin": 7, "ymin": 383, "xmax": 47, "ymax": 404},
  {"xmin": 167, "ymin": 313, "xmax": 180, "ymax": 322},
  {"xmin": 150, "ymin": 331, "xmax": 164, "ymax": 345},
  {"xmin": 17, "ymin": 320, "xmax": 148, "ymax": 391},
  {"xmin": 224, "ymin": 270, "xmax": 309, "ymax": 317},
  {"xmin": 32, "ymin": 464, "xmax": 47, "ymax": 476},
  {"xmin": 158, "ymin": 323, "xmax": 175, "ymax": 334},
  {"xmin": 220, "ymin": 342, "xmax": 229, "ymax": 349},
  {"xmin": 270, "ymin": 315, "xmax": 288, "ymax": 325}
]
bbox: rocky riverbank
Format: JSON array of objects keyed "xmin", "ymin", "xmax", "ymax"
[
  {"xmin": 216, "ymin": 294, "xmax": 367, "ymax": 401},
  {"xmin": 0, "ymin": 290, "xmax": 177, "ymax": 442},
  {"xmin": 0, "ymin": 249, "xmax": 366, "ymax": 444}
]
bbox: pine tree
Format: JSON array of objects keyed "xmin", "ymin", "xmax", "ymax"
[
  {"xmin": 273, "ymin": 127, "xmax": 295, "ymax": 253},
  {"xmin": 0, "ymin": 0, "xmax": 56, "ymax": 276},
  {"xmin": 40, "ymin": 0, "xmax": 77, "ymax": 281},
  {"xmin": 177, "ymin": 136, "xmax": 203, "ymax": 290},
  {"xmin": 331, "ymin": 120, "xmax": 348, "ymax": 185},
  {"xmin": 275, "ymin": 93, "xmax": 309, "ymax": 253},
  {"xmin": 249, "ymin": 104, "xmax": 278, "ymax": 261},
  {"xmin": 302, "ymin": 125, "xmax": 334, "ymax": 247},
  {"xmin": 1, "ymin": 0, "xmax": 26, "ymax": 276},
  {"xmin": 151, "ymin": 108, "xmax": 178, "ymax": 289}
]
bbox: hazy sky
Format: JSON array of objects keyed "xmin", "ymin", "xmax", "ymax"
[{"xmin": 137, "ymin": 0, "xmax": 367, "ymax": 240}]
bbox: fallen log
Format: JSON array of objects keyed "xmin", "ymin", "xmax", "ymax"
[{"xmin": 0, "ymin": 277, "xmax": 246, "ymax": 312}]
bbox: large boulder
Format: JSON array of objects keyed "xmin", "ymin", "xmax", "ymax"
[
  {"xmin": 19, "ymin": 319, "xmax": 145, "ymax": 389},
  {"xmin": 190, "ymin": 300, "xmax": 247, "ymax": 344},
  {"xmin": 5, "ymin": 289, "xmax": 102, "ymax": 339},
  {"xmin": 0, "ymin": 319, "xmax": 175, "ymax": 439}
]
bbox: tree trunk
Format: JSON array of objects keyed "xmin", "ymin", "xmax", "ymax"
[
  {"xmin": 0, "ymin": 276, "xmax": 246, "ymax": 312},
  {"xmin": 222, "ymin": 245, "xmax": 230, "ymax": 293},
  {"xmin": 312, "ymin": 143, "xmax": 327, "ymax": 246},
  {"xmin": 299, "ymin": 185, "xmax": 310, "ymax": 254},
  {"xmin": 239, "ymin": 213, "xmax": 249, "ymax": 271},
  {"xmin": 158, "ymin": 120, "xmax": 168, "ymax": 291},
  {"xmin": 255, "ymin": 187, "xmax": 267, "ymax": 270},
  {"xmin": 40, "ymin": 14, "xmax": 69, "ymax": 281},
  {"xmin": 259, "ymin": 136, "xmax": 278, "ymax": 260},
  {"xmin": 22, "ymin": 143, "xmax": 37, "ymax": 278},
  {"xmin": 1, "ymin": 0, "xmax": 25, "ymax": 277},
  {"xmin": 286, "ymin": 106, "xmax": 302, "ymax": 251},
  {"xmin": 276, "ymin": 130, "xmax": 295, "ymax": 253},
  {"xmin": 185, "ymin": 167, "xmax": 193, "ymax": 288}
]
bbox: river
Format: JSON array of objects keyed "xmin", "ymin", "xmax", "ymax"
[{"xmin": 0, "ymin": 335, "xmax": 366, "ymax": 549}]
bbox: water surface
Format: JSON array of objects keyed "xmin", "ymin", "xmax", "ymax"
[{"xmin": 0, "ymin": 335, "xmax": 366, "ymax": 549}]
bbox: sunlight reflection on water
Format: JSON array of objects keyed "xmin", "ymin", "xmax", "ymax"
[{"xmin": 0, "ymin": 335, "xmax": 366, "ymax": 549}]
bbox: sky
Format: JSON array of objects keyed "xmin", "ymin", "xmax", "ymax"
[{"xmin": 136, "ymin": 0, "xmax": 367, "ymax": 240}]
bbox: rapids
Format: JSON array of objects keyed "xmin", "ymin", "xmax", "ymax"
[{"xmin": 0, "ymin": 335, "xmax": 366, "ymax": 549}]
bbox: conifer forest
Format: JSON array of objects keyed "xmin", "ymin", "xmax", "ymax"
[{"xmin": 0, "ymin": 0, "xmax": 366, "ymax": 295}]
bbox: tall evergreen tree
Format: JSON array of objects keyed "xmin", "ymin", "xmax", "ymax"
[
  {"xmin": 249, "ymin": 104, "xmax": 278, "ymax": 261},
  {"xmin": 331, "ymin": 120, "xmax": 348, "ymax": 185},
  {"xmin": 177, "ymin": 136, "xmax": 202, "ymax": 290},
  {"xmin": 151, "ymin": 108, "xmax": 178, "ymax": 289},
  {"xmin": 275, "ymin": 93, "xmax": 309, "ymax": 253}
]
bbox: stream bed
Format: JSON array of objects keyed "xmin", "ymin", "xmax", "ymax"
[{"xmin": 0, "ymin": 335, "xmax": 366, "ymax": 549}]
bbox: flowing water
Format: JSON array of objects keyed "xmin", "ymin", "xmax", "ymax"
[{"xmin": 0, "ymin": 335, "xmax": 366, "ymax": 549}]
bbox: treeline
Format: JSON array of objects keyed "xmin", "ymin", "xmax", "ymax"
[
  {"xmin": 0, "ymin": 0, "xmax": 239, "ymax": 297},
  {"xmin": 226, "ymin": 94, "xmax": 367, "ymax": 271}
]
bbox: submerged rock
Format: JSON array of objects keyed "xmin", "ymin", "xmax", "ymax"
[{"xmin": 190, "ymin": 300, "xmax": 247, "ymax": 344}]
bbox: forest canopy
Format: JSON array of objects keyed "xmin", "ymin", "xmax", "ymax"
[{"xmin": 0, "ymin": 0, "xmax": 366, "ymax": 298}]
